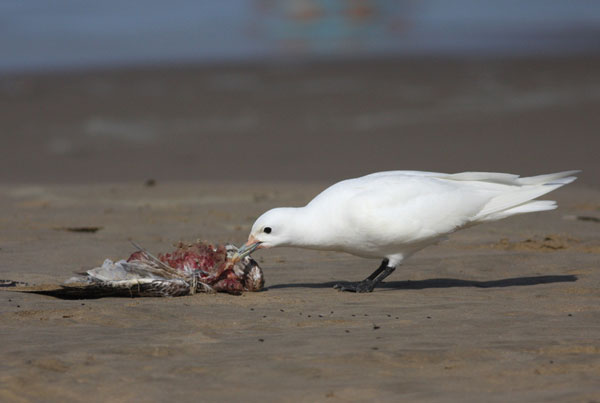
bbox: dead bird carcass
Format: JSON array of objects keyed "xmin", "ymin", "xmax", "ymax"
[{"xmin": 59, "ymin": 242, "xmax": 264, "ymax": 297}]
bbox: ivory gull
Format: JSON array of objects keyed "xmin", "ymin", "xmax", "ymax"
[{"xmin": 238, "ymin": 170, "xmax": 578, "ymax": 292}]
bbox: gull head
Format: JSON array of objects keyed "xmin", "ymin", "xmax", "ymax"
[{"xmin": 234, "ymin": 208, "xmax": 297, "ymax": 261}]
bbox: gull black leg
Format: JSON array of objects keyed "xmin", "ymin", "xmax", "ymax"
[
  {"xmin": 333, "ymin": 259, "xmax": 395, "ymax": 293},
  {"xmin": 366, "ymin": 259, "xmax": 389, "ymax": 280}
]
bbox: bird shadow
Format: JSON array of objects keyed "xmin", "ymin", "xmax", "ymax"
[{"xmin": 266, "ymin": 274, "xmax": 578, "ymax": 291}]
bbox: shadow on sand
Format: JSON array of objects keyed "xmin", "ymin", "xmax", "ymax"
[
  {"xmin": 5, "ymin": 275, "xmax": 578, "ymax": 298},
  {"xmin": 266, "ymin": 275, "xmax": 578, "ymax": 291}
]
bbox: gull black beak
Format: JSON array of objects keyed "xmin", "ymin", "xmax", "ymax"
[{"xmin": 232, "ymin": 241, "xmax": 261, "ymax": 263}]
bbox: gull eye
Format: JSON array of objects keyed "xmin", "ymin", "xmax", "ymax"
[{"xmin": 264, "ymin": 227, "xmax": 272, "ymax": 234}]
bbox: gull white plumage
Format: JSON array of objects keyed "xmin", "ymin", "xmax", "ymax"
[{"xmin": 238, "ymin": 170, "xmax": 578, "ymax": 292}]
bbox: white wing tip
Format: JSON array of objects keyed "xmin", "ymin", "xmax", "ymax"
[{"xmin": 519, "ymin": 170, "xmax": 581, "ymax": 186}]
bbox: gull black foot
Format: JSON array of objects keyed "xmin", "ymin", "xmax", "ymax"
[
  {"xmin": 333, "ymin": 260, "xmax": 396, "ymax": 293},
  {"xmin": 333, "ymin": 280, "xmax": 375, "ymax": 293}
]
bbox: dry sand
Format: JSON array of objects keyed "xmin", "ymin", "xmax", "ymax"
[
  {"xmin": 1, "ymin": 181, "xmax": 599, "ymax": 402},
  {"xmin": 1, "ymin": 57, "xmax": 599, "ymax": 401}
]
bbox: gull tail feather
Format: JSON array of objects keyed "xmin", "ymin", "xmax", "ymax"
[{"xmin": 473, "ymin": 170, "xmax": 579, "ymax": 222}]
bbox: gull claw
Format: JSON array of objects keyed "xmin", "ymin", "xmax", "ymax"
[{"xmin": 333, "ymin": 280, "xmax": 375, "ymax": 293}]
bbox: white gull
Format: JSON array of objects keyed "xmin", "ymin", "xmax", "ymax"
[{"xmin": 238, "ymin": 170, "xmax": 579, "ymax": 292}]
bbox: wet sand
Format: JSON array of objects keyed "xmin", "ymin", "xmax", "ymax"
[
  {"xmin": 1, "ymin": 57, "xmax": 599, "ymax": 186},
  {"xmin": 1, "ymin": 181, "xmax": 599, "ymax": 402},
  {"xmin": 1, "ymin": 57, "xmax": 599, "ymax": 401}
]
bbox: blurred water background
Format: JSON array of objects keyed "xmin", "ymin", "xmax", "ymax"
[{"xmin": 2, "ymin": 0, "xmax": 600, "ymax": 73}]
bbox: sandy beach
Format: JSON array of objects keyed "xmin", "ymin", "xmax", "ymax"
[
  {"xmin": 1, "ymin": 180, "xmax": 599, "ymax": 402},
  {"xmin": 1, "ymin": 57, "xmax": 599, "ymax": 402}
]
